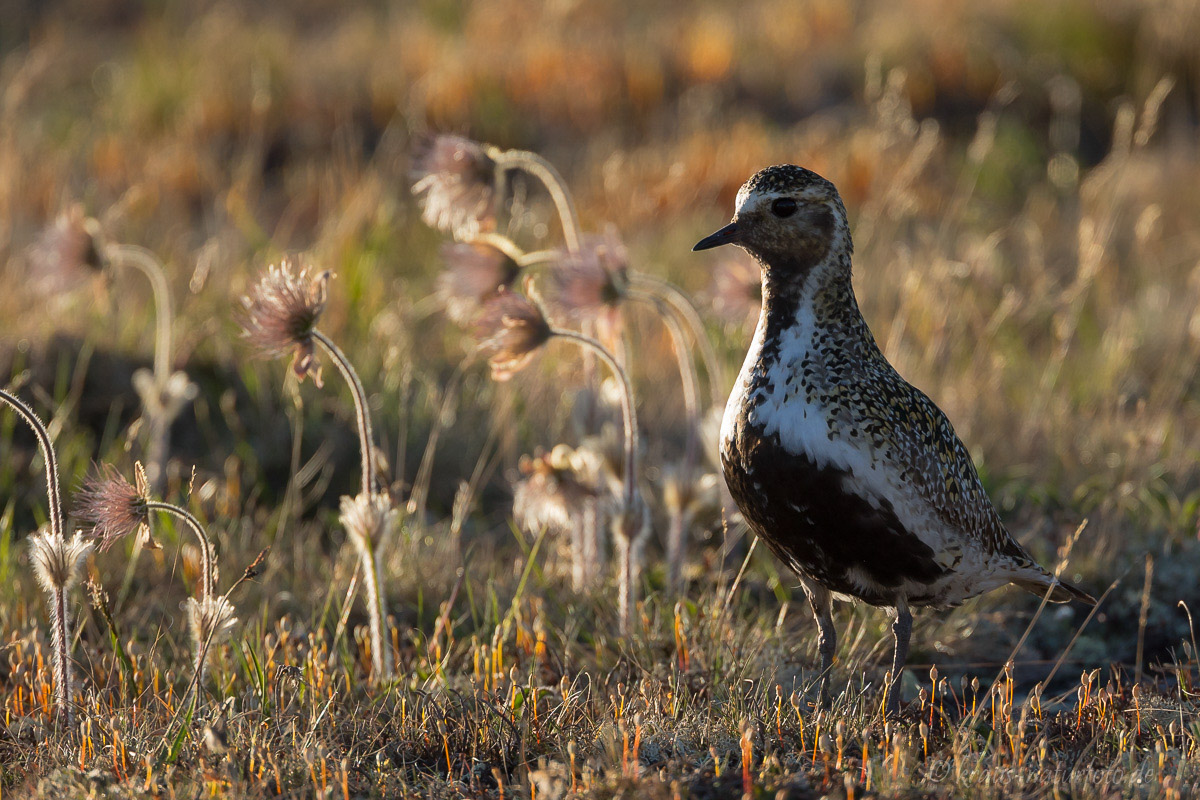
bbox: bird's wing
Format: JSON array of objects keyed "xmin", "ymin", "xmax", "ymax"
[{"xmin": 864, "ymin": 363, "xmax": 1034, "ymax": 563}]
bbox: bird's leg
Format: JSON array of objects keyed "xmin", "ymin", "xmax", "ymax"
[
  {"xmin": 815, "ymin": 603, "xmax": 837, "ymax": 708},
  {"xmin": 801, "ymin": 579, "xmax": 836, "ymax": 708},
  {"xmin": 885, "ymin": 600, "xmax": 912, "ymax": 718}
]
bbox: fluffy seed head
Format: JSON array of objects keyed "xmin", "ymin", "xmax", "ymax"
[
  {"xmin": 548, "ymin": 229, "xmax": 629, "ymax": 340},
  {"xmin": 241, "ymin": 260, "xmax": 330, "ymax": 385},
  {"xmin": 186, "ymin": 595, "xmax": 238, "ymax": 649},
  {"xmin": 436, "ymin": 242, "xmax": 520, "ymax": 325},
  {"xmin": 473, "ymin": 283, "xmax": 554, "ymax": 381},
  {"xmin": 411, "ymin": 135, "xmax": 498, "ymax": 239},
  {"xmin": 30, "ymin": 529, "xmax": 94, "ymax": 593},
  {"xmin": 513, "ymin": 445, "xmax": 601, "ymax": 535},
  {"xmin": 338, "ymin": 492, "xmax": 399, "ymax": 553},
  {"xmin": 74, "ymin": 463, "xmax": 156, "ymax": 550},
  {"xmin": 28, "ymin": 204, "xmax": 106, "ymax": 294}
]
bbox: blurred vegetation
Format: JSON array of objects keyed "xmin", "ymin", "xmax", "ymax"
[{"xmin": 3, "ymin": 0, "xmax": 1200, "ymax": 796}]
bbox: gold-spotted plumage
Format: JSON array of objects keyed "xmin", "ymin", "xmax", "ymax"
[{"xmin": 695, "ymin": 164, "xmax": 1094, "ymax": 717}]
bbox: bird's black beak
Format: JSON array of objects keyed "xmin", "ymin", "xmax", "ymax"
[{"xmin": 692, "ymin": 221, "xmax": 741, "ymax": 251}]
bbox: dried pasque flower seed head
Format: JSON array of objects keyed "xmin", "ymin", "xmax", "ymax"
[
  {"xmin": 513, "ymin": 444, "xmax": 599, "ymax": 535},
  {"xmin": 74, "ymin": 462, "xmax": 157, "ymax": 550},
  {"xmin": 241, "ymin": 260, "xmax": 330, "ymax": 385},
  {"xmin": 549, "ymin": 228, "xmax": 629, "ymax": 339},
  {"xmin": 437, "ymin": 242, "xmax": 520, "ymax": 325},
  {"xmin": 411, "ymin": 135, "xmax": 498, "ymax": 239},
  {"xmin": 338, "ymin": 492, "xmax": 399, "ymax": 552},
  {"xmin": 30, "ymin": 529, "xmax": 94, "ymax": 593},
  {"xmin": 28, "ymin": 204, "xmax": 106, "ymax": 294},
  {"xmin": 473, "ymin": 284, "xmax": 554, "ymax": 381}
]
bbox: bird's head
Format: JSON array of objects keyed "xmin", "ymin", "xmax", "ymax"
[{"xmin": 694, "ymin": 165, "xmax": 849, "ymax": 281}]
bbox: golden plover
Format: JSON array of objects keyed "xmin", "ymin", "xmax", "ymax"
[{"xmin": 694, "ymin": 165, "xmax": 1095, "ymax": 716}]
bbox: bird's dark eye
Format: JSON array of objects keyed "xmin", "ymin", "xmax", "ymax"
[{"xmin": 771, "ymin": 197, "xmax": 798, "ymax": 218}]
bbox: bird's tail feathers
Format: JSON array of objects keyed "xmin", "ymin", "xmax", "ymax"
[{"xmin": 1012, "ymin": 570, "xmax": 1096, "ymax": 605}]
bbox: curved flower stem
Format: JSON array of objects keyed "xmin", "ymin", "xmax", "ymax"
[
  {"xmin": 0, "ymin": 390, "xmax": 64, "ymax": 538},
  {"xmin": 312, "ymin": 329, "xmax": 376, "ymax": 498},
  {"xmin": 145, "ymin": 501, "xmax": 215, "ymax": 600},
  {"xmin": 552, "ymin": 323, "xmax": 648, "ymax": 633},
  {"xmin": 467, "ymin": 234, "xmax": 560, "ymax": 276},
  {"xmin": 550, "ymin": 327, "xmax": 645, "ymax": 634},
  {"xmin": 107, "ymin": 244, "xmax": 173, "ymax": 387},
  {"xmin": 493, "ymin": 150, "xmax": 582, "ymax": 253},
  {"xmin": 108, "ymin": 245, "xmax": 180, "ymax": 494},
  {"xmin": 517, "ymin": 249, "xmax": 562, "ymax": 268},
  {"xmin": 2, "ymin": 390, "xmax": 79, "ymax": 723},
  {"xmin": 309, "ymin": 330, "xmax": 391, "ymax": 680},
  {"xmin": 629, "ymin": 272, "xmax": 725, "ymax": 404},
  {"xmin": 469, "ymin": 233, "xmax": 526, "ymax": 263},
  {"xmin": 627, "ymin": 288, "xmax": 700, "ymax": 471},
  {"xmin": 628, "ymin": 287, "xmax": 700, "ymax": 592},
  {"xmin": 548, "ymin": 328, "xmax": 639, "ymax": 513}
]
